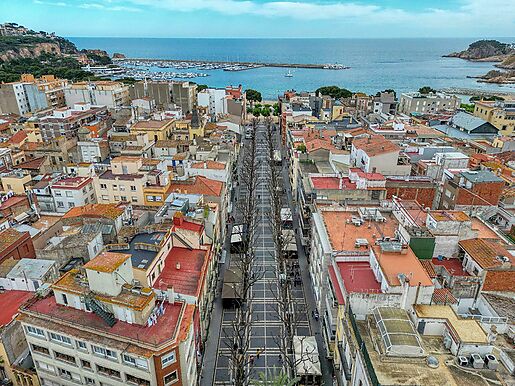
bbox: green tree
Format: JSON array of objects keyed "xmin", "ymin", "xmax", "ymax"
[
  {"xmin": 273, "ymin": 102, "xmax": 280, "ymax": 116},
  {"xmin": 197, "ymin": 84, "xmax": 208, "ymax": 92},
  {"xmin": 296, "ymin": 144, "xmax": 307, "ymax": 153},
  {"xmin": 418, "ymin": 86, "xmax": 437, "ymax": 94},
  {"xmin": 252, "ymin": 107, "xmax": 262, "ymax": 117},
  {"xmin": 251, "ymin": 369, "xmax": 300, "ymax": 386},
  {"xmin": 246, "ymin": 89, "xmax": 262, "ymax": 102},
  {"xmin": 470, "ymin": 95, "xmax": 504, "ymax": 102},
  {"xmin": 315, "ymin": 85, "xmax": 352, "ymax": 99},
  {"xmin": 460, "ymin": 103, "xmax": 475, "ymax": 113}
]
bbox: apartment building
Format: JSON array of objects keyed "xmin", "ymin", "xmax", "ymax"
[
  {"xmin": 473, "ymin": 99, "xmax": 515, "ymax": 136},
  {"xmin": 21, "ymin": 74, "xmax": 67, "ymax": 111},
  {"xmin": 37, "ymin": 103, "xmax": 108, "ymax": 141},
  {"xmin": 398, "ymin": 92, "xmax": 460, "ymax": 114},
  {"xmin": 64, "ymin": 81, "xmax": 130, "ymax": 109},
  {"xmin": 0, "ymin": 82, "xmax": 31, "ymax": 115},
  {"xmin": 94, "ymin": 157, "xmax": 171, "ymax": 206},
  {"xmin": 50, "ymin": 176, "xmax": 97, "ymax": 213},
  {"xmin": 18, "ymin": 251, "xmax": 197, "ymax": 386},
  {"xmin": 350, "ymin": 135, "xmax": 411, "ymax": 176},
  {"xmin": 129, "ymin": 81, "xmax": 196, "ymax": 114},
  {"xmin": 130, "ymin": 119, "xmax": 174, "ymax": 142}
]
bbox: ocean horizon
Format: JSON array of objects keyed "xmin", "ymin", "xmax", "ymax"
[{"xmin": 69, "ymin": 37, "xmax": 515, "ymax": 99}]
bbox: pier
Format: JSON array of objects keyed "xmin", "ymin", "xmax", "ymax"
[
  {"xmin": 115, "ymin": 57, "xmax": 349, "ymax": 70},
  {"xmin": 441, "ymin": 87, "xmax": 515, "ymax": 98}
]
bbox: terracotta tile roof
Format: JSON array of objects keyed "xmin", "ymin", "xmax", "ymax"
[
  {"xmin": 0, "ymin": 196, "xmax": 28, "ymax": 211},
  {"xmin": 191, "ymin": 160, "xmax": 226, "ymax": 170},
  {"xmin": 431, "ymin": 288, "xmax": 458, "ymax": 305},
  {"xmin": 16, "ymin": 156, "xmax": 47, "ymax": 170},
  {"xmin": 20, "ymin": 142, "xmax": 42, "ymax": 151},
  {"xmin": 0, "ymin": 228, "xmax": 27, "ymax": 254},
  {"xmin": 168, "ymin": 176, "xmax": 223, "ymax": 197},
  {"xmin": 420, "ymin": 260, "xmax": 437, "ymax": 278},
  {"xmin": 8, "ymin": 130, "xmax": 27, "ymax": 145},
  {"xmin": 132, "ymin": 119, "xmax": 173, "ymax": 129},
  {"xmin": 352, "ymin": 135, "xmax": 400, "ymax": 156},
  {"xmin": 0, "ymin": 290, "xmax": 32, "ymax": 327},
  {"xmin": 62, "ymin": 203, "xmax": 125, "ymax": 220},
  {"xmin": 459, "ymin": 238, "xmax": 513, "ymax": 270},
  {"xmin": 483, "ymin": 270, "xmax": 515, "ymax": 292},
  {"xmin": 83, "ymin": 252, "xmax": 131, "ymax": 273}
]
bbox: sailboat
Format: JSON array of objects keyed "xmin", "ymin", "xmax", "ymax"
[{"xmin": 285, "ymin": 69, "xmax": 293, "ymax": 78}]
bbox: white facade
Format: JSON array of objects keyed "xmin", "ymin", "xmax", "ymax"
[
  {"xmin": 78, "ymin": 139, "xmax": 105, "ymax": 163},
  {"xmin": 198, "ymin": 88, "xmax": 227, "ymax": 117},
  {"xmin": 51, "ymin": 179, "xmax": 97, "ymax": 213}
]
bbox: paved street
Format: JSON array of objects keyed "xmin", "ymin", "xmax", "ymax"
[{"xmin": 201, "ymin": 123, "xmax": 329, "ymax": 385}]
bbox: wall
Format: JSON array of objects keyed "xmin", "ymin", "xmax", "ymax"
[{"xmin": 349, "ymin": 293, "xmax": 401, "ymax": 319}]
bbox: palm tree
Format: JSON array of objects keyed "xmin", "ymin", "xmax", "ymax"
[{"xmin": 251, "ymin": 368, "xmax": 300, "ymax": 386}]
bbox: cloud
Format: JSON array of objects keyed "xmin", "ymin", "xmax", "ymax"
[
  {"xmin": 78, "ymin": 2, "xmax": 141, "ymax": 12},
  {"xmin": 33, "ymin": 0, "xmax": 68, "ymax": 6},
  {"xmin": 126, "ymin": 0, "xmax": 515, "ymax": 26}
]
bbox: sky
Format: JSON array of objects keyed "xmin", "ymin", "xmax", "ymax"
[{"xmin": 1, "ymin": 0, "xmax": 514, "ymax": 38}]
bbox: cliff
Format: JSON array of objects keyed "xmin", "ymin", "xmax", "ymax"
[
  {"xmin": 496, "ymin": 54, "xmax": 515, "ymax": 70},
  {"xmin": 0, "ymin": 41, "xmax": 62, "ymax": 62},
  {"xmin": 444, "ymin": 40, "xmax": 514, "ymax": 62},
  {"xmin": 0, "ymin": 34, "xmax": 78, "ymax": 62}
]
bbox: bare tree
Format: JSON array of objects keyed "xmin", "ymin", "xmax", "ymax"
[
  {"xmin": 261, "ymin": 118, "xmax": 315, "ymax": 380},
  {"xmin": 223, "ymin": 117, "xmax": 263, "ymax": 386}
]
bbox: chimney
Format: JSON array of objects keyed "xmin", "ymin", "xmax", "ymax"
[
  {"xmin": 372, "ymin": 167, "xmax": 377, "ymax": 173},
  {"xmin": 176, "ymin": 262, "xmax": 181, "ymax": 270},
  {"xmin": 173, "ymin": 212, "xmax": 184, "ymax": 226},
  {"xmin": 166, "ymin": 286, "xmax": 175, "ymax": 303}
]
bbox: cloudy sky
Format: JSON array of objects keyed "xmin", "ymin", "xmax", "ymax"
[{"xmin": 1, "ymin": 0, "xmax": 514, "ymax": 38}]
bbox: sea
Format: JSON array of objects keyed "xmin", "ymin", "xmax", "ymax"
[{"xmin": 69, "ymin": 37, "xmax": 515, "ymax": 100}]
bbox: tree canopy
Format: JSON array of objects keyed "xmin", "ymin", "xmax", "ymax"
[
  {"xmin": 418, "ymin": 86, "xmax": 437, "ymax": 94},
  {"xmin": 315, "ymin": 85, "xmax": 352, "ymax": 99},
  {"xmin": 246, "ymin": 89, "xmax": 262, "ymax": 102},
  {"xmin": 197, "ymin": 84, "xmax": 208, "ymax": 92}
]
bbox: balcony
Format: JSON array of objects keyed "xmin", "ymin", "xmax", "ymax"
[
  {"xmin": 97, "ymin": 365, "xmax": 121, "ymax": 380},
  {"xmin": 126, "ymin": 374, "xmax": 151, "ymax": 386}
]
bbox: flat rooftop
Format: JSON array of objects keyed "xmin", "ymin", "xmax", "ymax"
[
  {"xmin": 356, "ymin": 318, "xmax": 501, "ymax": 386},
  {"xmin": 0, "ymin": 290, "xmax": 32, "ymax": 327},
  {"xmin": 111, "ymin": 232, "xmax": 166, "ymax": 270},
  {"xmin": 7, "ymin": 258, "xmax": 55, "ymax": 280},
  {"xmin": 310, "ymin": 176, "xmax": 356, "ymax": 190},
  {"xmin": 155, "ymin": 247, "xmax": 207, "ymax": 297},
  {"xmin": 321, "ymin": 209, "xmax": 398, "ymax": 251},
  {"xmin": 337, "ymin": 261, "xmax": 381, "ymax": 293},
  {"xmin": 414, "ymin": 305, "xmax": 487, "ymax": 344},
  {"xmin": 432, "ymin": 258, "xmax": 469, "ymax": 277},
  {"xmin": 22, "ymin": 295, "xmax": 191, "ymax": 355}
]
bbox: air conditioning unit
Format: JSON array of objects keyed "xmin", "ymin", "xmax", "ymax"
[
  {"xmin": 470, "ymin": 353, "xmax": 484, "ymax": 369},
  {"xmin": 484, "ymin": 354, "xmax": 499, "ymax": 370},
  {"xmin": 457, "ymin": 356, "xmax": 468, "ymax": 367}
]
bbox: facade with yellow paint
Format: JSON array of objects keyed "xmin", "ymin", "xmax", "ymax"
[
  {"xmin": 474, "ymin": 99, "xmax": 515, "ymax": 136},
  {"xmin": 0, "ymin": 171, "xmax": 31, "ymax": 194},
  {"xmin": 130, "ymin": 119, "xmax": 175, "ymax": 142}
]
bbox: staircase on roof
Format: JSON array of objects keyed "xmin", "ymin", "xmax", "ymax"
[{"xmin": 84, "ymin": 293, "xmax": 117, "ymax": 327}]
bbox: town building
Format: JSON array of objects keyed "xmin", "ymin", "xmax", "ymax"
[
  {"xmin": 130, "ymin": 119, "xmax": 175, "ymax": 142},
  {"xmin": 36, "ymin": 103, "xmax": 108, "ymax": 141},
  {"xmin": 473, "ymin": 99, "xmax": 515, "ymax": 136},
  {"xmin": 350, "ymin": 135, "xmax": 411, "ymax": 176},
  {"xmin": 18, "ymin": 251, "xmax": 198, "ymax": 386},
  {"xmin": 0, "ymin": 227, "xmax": 36, "ymax": 263},
  {"xmin": 433, "ymin": 111, "xmax": 499, "ymax": 140},
  {"xmin": 64, "ymin": 81, "xmax": 130, "ymax": 109},
  {"xmin": 50, "ymin": 176, "xmax": 97, "ymax": 213},
  {"xmin": 398, "ymin": 92, "xmax": 460, "ymax": 114},
  {"xmin": 440, "ymin": 170, "xmax": 505, "ymax": 211},
  {"xmin": 129, "ymin": 81, "xmax": 197, "ymax": 114}
]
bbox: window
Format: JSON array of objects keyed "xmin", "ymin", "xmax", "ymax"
[
  {"xmin": 100, "ymin": 184, "xmax": 107, "ymax": 190},
  {"xmin": 58, "ymin": 368, "xmax": 80, "ymax": 382},
  {"xmin": 161, "ymin": 351, "xmax": 176, "ymax": 368},
  {"xmin": 54, "ymin": 350, "xmax": 76, "ymax": 365},
  {"xmin": 112, "ymin": 184, "xmax": 118, "ymax": 191},
  {"xmin": 37, "ymin": 361, "xmax": 55, "ymax": 374},
  {"xmin": 123, "ymin": 354, "xmax": 149, "ymax": 370},
  {"xmin": 81, "ymin": 359, "xmax": 92, "ymax": 370},
  {"xmin": 57, "ymin": 201, "xmax": 64, "ymax": 208},
  {"xmin": 62, "ymin": 294, "xmax": 68, "ymax": 305},
  {"xmin": 68, "ymin": 202, "xmax": 75, "ymax": 208},
  {"xmin": 130, "ymin": 185, "xmax": 136, "ymax": 191},
  {"xmin": 96, "ymin": 364, "xmax": 121, "ymax": 379},
  {"xmin": 114, "ymin": 196, "xmax": 119, "ymax": 201},
  {"xmin": 92, "ymin": 345, "xmax": 117, "ymax": 360},
  {"xmin": 131, "ymin": 196, "xmax": 138, "ymax": 203},
  {"xmin": 121, "ymin": 196, "xmax": 127, "ymax": 201},
  {"xmin": 164, "ymin": 371, "xmax": 178, "ymax": 385},
  {"xmin": 101, "ymin": 195, "xmax": 109, "ymax": 200},
  {"xmin": 119, "ymin": 185, "xmax": 126, "ymax": 191},
  {"xmin": 85, "ymin": 377, "xmax": 95, "ymax": 385},
  {"xmin": 31, "ymin": 343, "xmax": 50, "ymax": 356},
  {"xmin": 77, "ymin": 341, "xmax": 87, "ymax": 351},
  {"xmin": 65, "ymin": 191, "xmax": 73, "ymax": 197},
  {"xmin": 50, "ymin": 332, "xmax": 72, "ymax": 346},
  {"xmin": 26, "ymin": 325, "xmax": 45, "ymax": 337},
  {"xmin": 126, "ymin": 374, "xmax": 150, "ymax": 386},
  {"xmin": 54, "ymin": 191, "xmax": 62, "ymax": 197}
]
